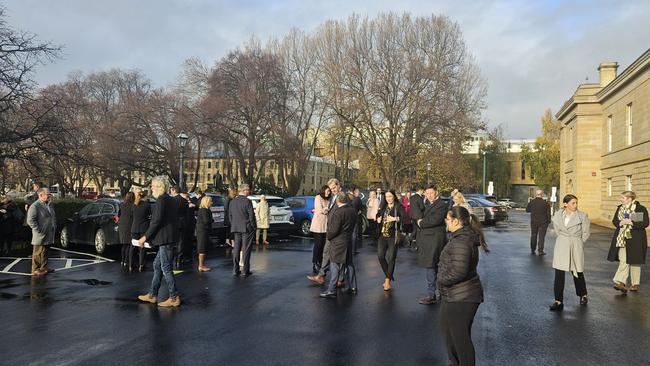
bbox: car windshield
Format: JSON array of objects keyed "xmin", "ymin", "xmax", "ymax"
[
  {"xmin": 208, "ymin": 195, "xmax": 224, "ymax": 206},
  {"xmin": 474, "ymin": 198, "xmax": 497, "ymax": 206},
  {"xmin": 266, "ymin": 199, "xmax": 287, "ymax": 207}
]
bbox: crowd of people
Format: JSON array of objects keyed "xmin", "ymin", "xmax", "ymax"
[{"xmin": 4, "ymin": 174, "xmax": 648, "ymax": 365}]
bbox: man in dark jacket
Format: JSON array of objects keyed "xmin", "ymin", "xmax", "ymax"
[
  {"xmin": 409, "ymin": 185, "xmax": 426, "ymax": 246},
  {"xmin": 170, "ymin": 185, "xmax": 188, "ymax": 268},
  {"xmin": 320, "ymin": 192, "xmax": 358, "ymax": 298},
  {"xmin": 526, "ymin": 190, "xmax": 551, "ymax": 255},
  {"xmin": 416, "ymin": 184, "xmax": 448, "ymax": 305},
  {"xmin": 138, "ymin": 176, "xmax": 181, "ymax": 307},
  {"xmin": 229, "ymin": 184, "xmax": 256, "ymax": 276}
]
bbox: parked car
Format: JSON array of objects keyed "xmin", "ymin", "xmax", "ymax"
[
  {"xmin": 81, "ymin": 189, "xmax": 98, "ymax": 200},
  {"xmin": 472, "ymin": 197, "xmax": 508, "ymax": 224},
  {"xmin": 247, "ymin": 195, "xmax": 294, "ymax": 237},
  {"xmin": 497, "ymin": 198, "xmax": 519, "ymax": 209},
  {"xmin": 465, "ymin": 199, "xmax": 487, "ymax": 223},
  {"xmin": 465, "ymin": 193, "xmax": 498, "ymax": 204},
  {"xmin": 60, "ymin": 198, "xmax": 122, "ymax": 254},
  {"xmin": 203, "ymin": 193, "xmax": 228, "ymax": 241},
  {"xmin": 285, "ymin": 196, "xmax": 315, "ymax": 236}
]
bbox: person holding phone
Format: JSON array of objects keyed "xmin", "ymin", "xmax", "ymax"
[{"xmin": 607, "ymin": 191, "xmax": 649, "ymax": 293}]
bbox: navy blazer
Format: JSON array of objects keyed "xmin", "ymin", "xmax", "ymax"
[
  {"xmin": 144, "ymin": 193, "xmax": 179, "ymax": 246},
  {"xmin": 229, "ymin": 195, "xmax": 256, "ymax": 233}
]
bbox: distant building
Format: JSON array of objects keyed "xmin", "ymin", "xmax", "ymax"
[{"xmin": 556, "ymin": 49, "xmax": 650, "ymax": 227}]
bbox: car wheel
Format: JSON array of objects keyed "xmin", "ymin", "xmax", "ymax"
[
  {"xmin": 300, "ymin": 219, "xmax": 311, "ymax": 236},
  {"xmin": 94, "ymin": 229, "xmax": 106, "ymax": 254},
  {"xmin": 60, "ymin": 227, "xmax": 70, "ymax": 248}
]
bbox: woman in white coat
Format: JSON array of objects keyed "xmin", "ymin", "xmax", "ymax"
[{"xmin": 549, "ymin": 194, "xmax": 590, "ymax": 311}]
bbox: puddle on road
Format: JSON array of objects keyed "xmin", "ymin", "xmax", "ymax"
[{"xmin": 69, "ymin": 279, "xmax": 113, "ymax": 286}]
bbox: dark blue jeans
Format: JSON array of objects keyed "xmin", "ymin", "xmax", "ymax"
[{"xmin": 149, "ymin": 245, "xmax": 178, "ymax": 299}]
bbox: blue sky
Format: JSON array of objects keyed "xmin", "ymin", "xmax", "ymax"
[{"xmin": 8, "ymin": 0, "xmax": 650, "ymax": 138}]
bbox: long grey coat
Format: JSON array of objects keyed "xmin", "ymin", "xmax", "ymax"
[
  {"xmin": 27, "ymin": 200, "xmax": 56, "ymax": 246},
  {"xmin": 552, "ymin": 209, "xmax": 590, "ymax": 275}
]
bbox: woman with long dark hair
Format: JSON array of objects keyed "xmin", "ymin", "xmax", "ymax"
[
  {"xmin": 130, "ymin": 187, "xmax": 151, "ymax": 272},
  {"xmin": 376, "ymin": 190, "xmax": 406, "ymax": 291},
  {"xmin": 549, "ymin": 194, "xmax": 590, "ymax": 311},
  {"xmin": 118, "ymin": 192, "xmax": 135, "ymax": 267},
  {"xmin": 309, "ymin": 185, "xmax": 331, "ymax": 275},
  {"xmin": 438, "ymin": 206, "xmax": 488, "ymax": 366}
]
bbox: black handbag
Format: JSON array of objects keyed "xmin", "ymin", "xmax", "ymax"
[{"xmin": 393, "ymin": 206, "xmax": 406, "ymax": 246}]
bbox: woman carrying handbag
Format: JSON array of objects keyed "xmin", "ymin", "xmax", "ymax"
[{"xmin": 376, "ymin": 190, "xmax": 406, "ymax": 291}]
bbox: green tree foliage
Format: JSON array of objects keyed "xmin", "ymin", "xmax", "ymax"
[{"xmin": 520, "ymin": 109, "xmax": 561, "ymax": 190}]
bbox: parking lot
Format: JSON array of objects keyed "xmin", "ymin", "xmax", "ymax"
[{"xmin": 1, "ymin": 212, "xmax": 649, "ymax": 365}]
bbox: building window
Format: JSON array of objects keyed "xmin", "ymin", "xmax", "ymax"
[
  {"xmin": 208, "ymin": 162, "xmax": 212, "ymax": 169},
  {"xmin": 607, "ymin": 178, "xmax": 612, "ymax": 196},
  {"xmin": 626, "ymin": 103, "xmax": 633, "ymax": 145},
  {"xmin": 207, "ymin": 174, "xmax": 211, "ymax": 181},
  {"xmin": 626, "ymin": 175, "xmax": 632, "ymax": 191},
  {"xmin": 607, "ymin": 115, "xmax": 613, "ymax": 152},
  {"xmin": 521, "ymin": 161, "xmax": 526, "ymax": 180}
]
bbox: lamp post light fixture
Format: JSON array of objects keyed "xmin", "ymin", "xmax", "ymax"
[
  {"xmin": 177, "ymin": 132, "xmax": 189, "ymax": 191},
  {"xmin": 426, "ymin": 162, "xmax": 431, "ymax": 185}
]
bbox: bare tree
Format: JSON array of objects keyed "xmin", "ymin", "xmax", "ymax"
[{"xmin": 315, "ymin": 13, "xmax": 486, "ymax": 188}]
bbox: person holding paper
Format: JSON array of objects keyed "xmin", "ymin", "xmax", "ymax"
[
  {"xmin": 607, "ymin": 191, "xmax": 649, "ymax": 293},
  {"xmin": 137, "ymin": 176, "xmax": 181, "ymax": 307}
]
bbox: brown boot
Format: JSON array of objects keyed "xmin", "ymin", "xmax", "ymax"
[
  {"xmin": 307, "ymin": 275, "xmax": 325, "ymax": 285},
  {"xmin": 613, "ymin": 281, "xmax": 628, "ymax": 293},
  {"xmin": 137, "ymin": 294, "xmax": 157, "ymax": 303},
  {"xmin": 158, "ymin": 296, "xmax": 181, "ymax": 307},
  {"xmin": 630, "ymin": 284, "xmax": 639, "ymax": 292},
  {"xmin": 198, "ymin": 254, "xmax": 211, "ymax": 272}
]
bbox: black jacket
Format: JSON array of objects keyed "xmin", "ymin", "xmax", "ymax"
[
  {"xmin": 118, "ymin": 202, "xmax": 134, "ymax": 243},
  {"xmin": 526, "ymin": 197, "xmax": 551, "ymax": 225},
  {"xmin": 409, "ymin": 193, "xmax": 425, "ymax": 222},
  {"xmin": 174, "ymin": 195, "xmax": 188, "ymax": 229},
  {"xmin": 376, "ymin": 203, "xmax": 406, "ymax": 238},
  {"xmin": 437, "ymin": 226, "xmax": 484, "ymax": 303},
  {"xmin": 229, "ymin": 195, "xmax": 256, "ymax": 233},
  {"xmin": 416, "ymin": 198, "xmax": 448, "ymax": 268},
  {"xmin": 326, "ymin": 204, "xmax": 357, "ymax": 264},
  {"xmin": 224, "ymin": 196, "xmax": 232, "ymax": 227},
  {"xmin": 131, "ymin": 201, "xmax": 151, "ymax": 237},
  {"xmin": 144, "ymin": 193, "xmax": 179, "ymax": 246},
  {"xmin": 607, "ymin": 202, "xmax": 649, "ymax": 265},
  {"xmin": 196, "ymin": 207, "xmax": 213, "ymax": 231}
]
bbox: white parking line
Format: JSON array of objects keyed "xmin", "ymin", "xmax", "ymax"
[
  {"xmin": 51, "ymin": 247, "xmax": 115, "ymax": 262},
  {"xmin": 65, "ymin": 259, "xmax": 73, "ymax": 268},
  {"xmin": 289, "ymin": 235, "xmax": 313, "ymax": 240},
  {"xmin": 1, "ymin": 258, "xmax": 22, "ymax": 273}
]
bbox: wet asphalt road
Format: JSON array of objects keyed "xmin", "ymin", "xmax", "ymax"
[{"xmin": 1, "ymin": 212, "xmax": 649, "ymax": 366}]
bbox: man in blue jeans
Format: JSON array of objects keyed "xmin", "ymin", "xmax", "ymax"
[{"xmin": 137, "ymin": 176, "xmax": 181, "ymax": 307}]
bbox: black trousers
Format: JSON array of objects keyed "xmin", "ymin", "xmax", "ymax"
[
  {"xmin": 530, "ymin": 222, "xmax": 549, "ymax": 252},
  {"xmin": 312, "ymin": 233, "xmax": 326, "ymax": 268},
  {"xmin": 377, "ymin": 236, "xmax": 398, "ymax": 280},
  {"xmin": 233, "ymin": 231, "xmax": 254, "ymax": 274},
  {"xmin": 368, "ymin": 220, "xmax": 379, "ymax": 246},
  {"xmin": 440, "ymin": 301, "xmax": 480, "ymax": 366},
  {"xmin": 129, "ymin": 232, "xmax": 146, "ymax": 269},
  {"xmin": 554, "ymin": 269, "xmax": 587, "ymax": 302}
]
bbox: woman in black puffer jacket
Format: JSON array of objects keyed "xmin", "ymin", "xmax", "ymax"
[{"xmin": 437, "ymin": 206, "xmax": 489, "ymax": 366}]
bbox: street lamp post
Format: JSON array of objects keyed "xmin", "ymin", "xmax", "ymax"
[
  {"xmin": 482, "ymin": 151, "xmax": 487, "ymax": 194},
  {"xmin": 177, "ymin": 132, "xmax": 189, "ymax": 191},
  {"xmin": 426, "ymin": 162, "xmax": 431, "ymax": 185}
]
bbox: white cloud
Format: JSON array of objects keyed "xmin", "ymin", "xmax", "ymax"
[{"xmin": 6, "ymin": 0, "xmax": 650, "ymax": 138}]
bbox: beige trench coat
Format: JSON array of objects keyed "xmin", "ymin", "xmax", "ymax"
[
  {"xmin": 255, "ymin": 201, "xmax": 270, "ymax": 229},
  {"xmin": 552, "ymin": 209, "xmax": 590, "ymax": 276},
  {"xmin": 309, "ymin": 195, "xmax": 328, "ymax": 233}
]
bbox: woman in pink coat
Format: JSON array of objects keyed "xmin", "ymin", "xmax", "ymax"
[{"xmin": 310, "ymin": 185, "xmax": 331, "ymax": 275}]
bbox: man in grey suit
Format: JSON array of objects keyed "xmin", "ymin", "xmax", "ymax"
[
  {"xmin": 229, "ymin": 184, "xmax": 256, "ymax": 276},
  {"xmin": 27, "ymin": 188, "xmax": 56, "ymax": 276}
]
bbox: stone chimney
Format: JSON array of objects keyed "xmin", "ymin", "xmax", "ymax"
[{"xmin": 598, "ymin": 62, "xmax": 619, "ymax": 87}]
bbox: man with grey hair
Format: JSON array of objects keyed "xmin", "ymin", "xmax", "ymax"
[
  {"xmin": 320, "ymin": 191, "xmax": 357, "ymax": 298},
  {"xmin": 229, "ymin": 183, "xmax": 256, "ymax": 276},
  {"xmin": 526, "ymin": 189, "xmax": 551, "ymax": 255},
  {"xmin": 27, "ymin": 188, "xmax": 56, "ymax": 276},
  {"xmin": 137, "ymin": 176, "xmax": 181, "ymax": 307},
  {"xmin": 307, "ymin": 178, "xmax": 341, "ymax": 284}
]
